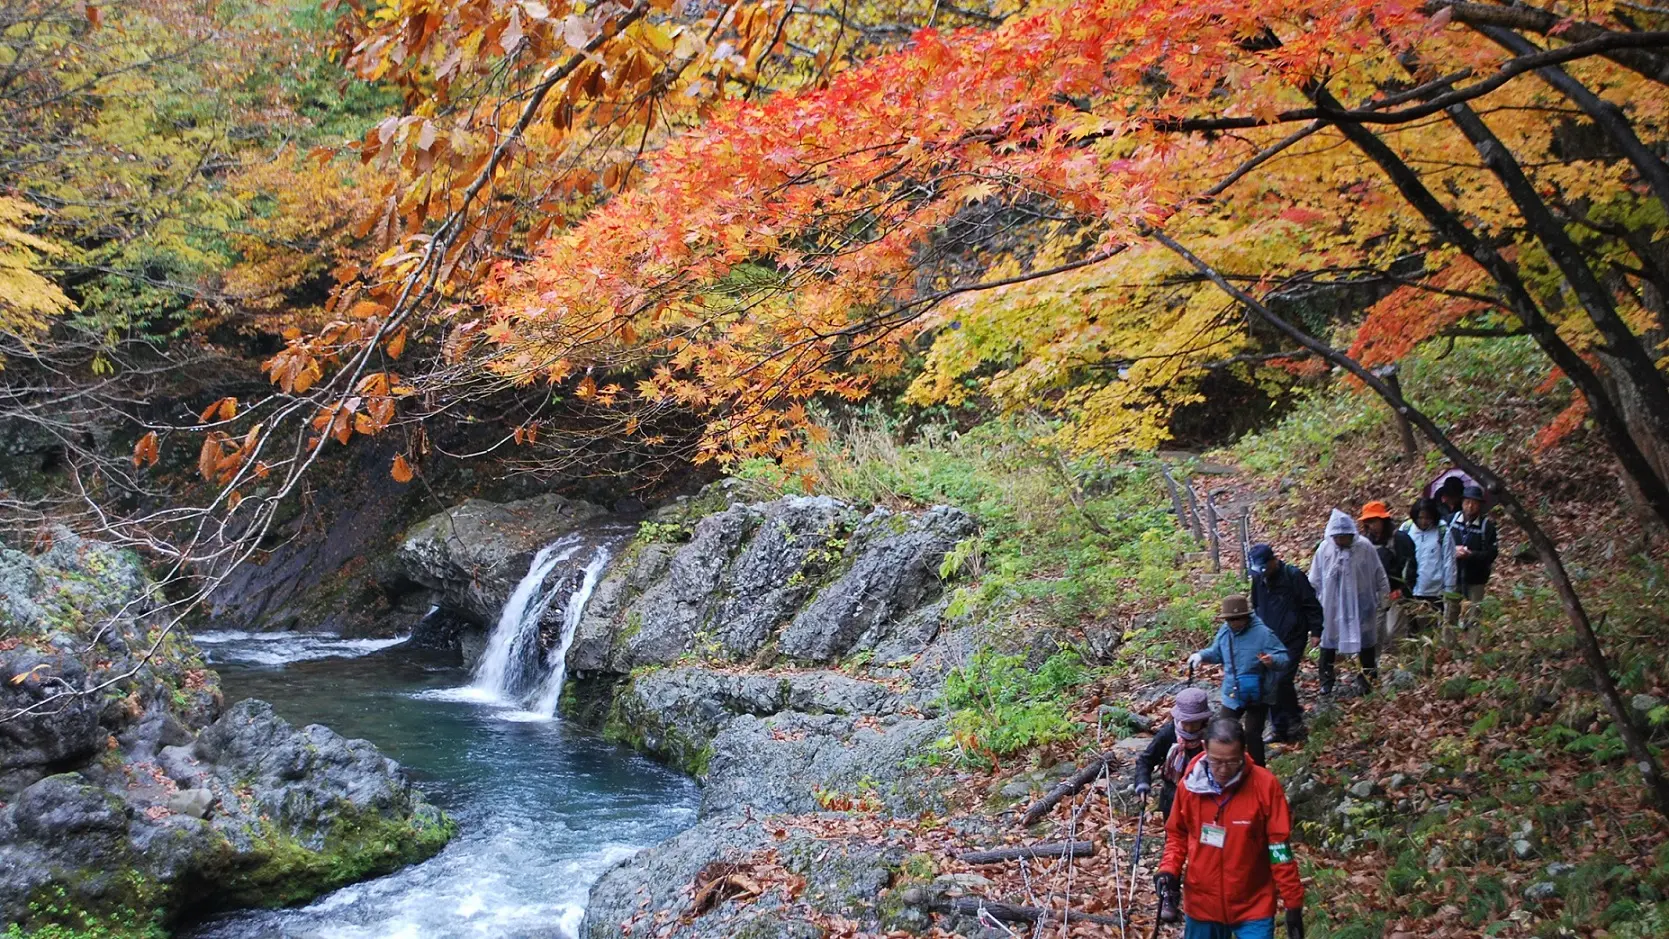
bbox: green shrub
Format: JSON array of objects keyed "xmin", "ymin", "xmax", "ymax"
[{"xmin": 941, "ymin": 649, "xmax": 1089, "ymax": 768}]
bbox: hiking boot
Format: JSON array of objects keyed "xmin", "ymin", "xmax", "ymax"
[
  {"xmin": 1263, "ymin": 725, "xmax": 1278, "ymax": 743},
  {"xmin": 1353, "ymin": 672, "xmax": 1373, "ymax": 696}
]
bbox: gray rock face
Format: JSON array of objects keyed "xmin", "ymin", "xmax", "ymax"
[
  {"xmin": 0, "ymin": 650, "xmax": 103, "ymax": 792},
  {"xmin": 545, "ymin": 492, "xmax": 975, "ymax": 939},
  {"xmin": 780, "ymin": 506, "xmax": 976, "ymax": 663},
  {"xmin": 0, "ymin": 528, "xmax": 151, "ymax": 634},
  {"xmin": 572, "ymin": 497, "xmax": 865, "ymax": 672},
  {"xmin": 0, "ymin": 531, "xmax": 213, "ymax": 799},
  {"xmin": 582, "ymin": 817, "xmax": 776, "ymax": 939},
  {"xmin": 183, "ymin": 700, "xmax": 422, "ymax": 834},
  {"xmin": 581, "ymin": 815, "xmax": 914, "ymax": 939},
  {"xmin": 710, "ymin": 497, "xmax": 859, "ymax": 657},
  {"xmin": 612, "ymin": 667, "xmax": 898, "ymax": 772},
  {"xmin": 398, "ymin": 493, "xmax": 607, "ymax": 623},
  {"xmin": 703, "ymin": 712, "xmax": 949, "ymax": 818},
  {"xmin": 569, "ymin": 497, "xmax": 972, "ymax": 673}
]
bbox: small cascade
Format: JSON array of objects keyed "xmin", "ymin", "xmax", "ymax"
[
  {"xmin": 470, "ymin": 533, "xmax": 583, "ymax": 701},
  {"xmin": 530, "ymin": 543, "xmax": 613, "ymax": 718}
]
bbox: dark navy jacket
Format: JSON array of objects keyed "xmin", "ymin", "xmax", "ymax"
[{"xmin": 1250, "ymin": 561, "xmax": 1324, "ymax": 646}]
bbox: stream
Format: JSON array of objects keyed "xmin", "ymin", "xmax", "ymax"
[{"xmin": 186, "ymin": 629, "xmax": 699, "ymax": 939}]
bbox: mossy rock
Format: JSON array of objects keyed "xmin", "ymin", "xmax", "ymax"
[{"xmin": 213, "ymin": 805, "xmax": 455, "ymax": 911}]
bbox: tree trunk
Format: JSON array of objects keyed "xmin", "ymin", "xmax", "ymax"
[
  {"xmin": 927, "ymin": 898, "xmax": 1125, "ymax": 928},
  {"xmin": 1432, "ymin": 3, "xmax": 1669, "ymax": 87},
  {"xmin": 1020, "ymin": 751, "xmax": 1118, "ymax": 827},
  {"xmin": 1313, "ymin": 88, "xmax": 1669, "ymax": 531},
  {"xmin": 1377, "ymin": 365, "xmax": 1419, "ymax": 461},
  {"xmin": 1440, "ymin": 101, "xmax": 1669, "ymax": 474},
  {"xmin": 957, "ymin": 841, "xmax": 1099, "ymax": 864},
  {"xmin": 1148, "ymin": 227, "xmax": 1669, "ymax": 821}
]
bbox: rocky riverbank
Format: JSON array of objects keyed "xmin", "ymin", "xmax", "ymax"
[
  {"xmin": 396, "ymin": 485, "xmax": 1002, "ymax": 937},
  {"xmin": 0, "ymin": 531, "xmax": 453, "ymax": 934}
]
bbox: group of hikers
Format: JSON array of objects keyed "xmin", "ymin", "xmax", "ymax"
[{"xmin": 1128, "ymin": 475, "xmax": 1500, "ymax": 938}]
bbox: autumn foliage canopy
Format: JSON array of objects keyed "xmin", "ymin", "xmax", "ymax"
[
  {"xmin": 412, "ymin": 0, "xmax": 1667, "ymax": 475},
  {"xmin": 7, "ymin": 0, "xmax": 1664, "ymax": 522}
]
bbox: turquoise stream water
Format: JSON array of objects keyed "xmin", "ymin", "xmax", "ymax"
[{"xmin": 186, "ymin": 631, "xmax": 698, "ymax": 939}]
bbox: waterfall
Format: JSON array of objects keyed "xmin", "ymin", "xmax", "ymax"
[
  {"xmin": 530, "ymin": 544, "xmax": 612, "ymax": 718},
  {"xmin": 470, "ymin": 533, "xmax": 583, "ymax": 701}
]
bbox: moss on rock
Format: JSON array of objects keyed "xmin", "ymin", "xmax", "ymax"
[{"xmin": 215, "ymin": 805, "xmax": 455, "ymax": 910}]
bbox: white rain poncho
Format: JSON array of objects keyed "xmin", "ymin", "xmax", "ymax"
[{"xmin": 1308, "ymin": 509, "xmax": 1390, "ymax": 654}]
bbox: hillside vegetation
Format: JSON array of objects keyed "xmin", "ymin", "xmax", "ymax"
[{"xmin": 727, "ymin": 336, "xmax": 1669, "ymax": 938}]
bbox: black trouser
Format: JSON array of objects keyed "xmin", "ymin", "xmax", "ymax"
[
  {"xmin": 1222, "ymin": 702, "xmax": 1269, "ymax": 768},
  {"xmin": 1318, "ymin": 644, "xmax": 1379, "ymax": 691},
  {"xmin": 1271, "ymin": 636, "xmax": 1308, "ymax": 736}
]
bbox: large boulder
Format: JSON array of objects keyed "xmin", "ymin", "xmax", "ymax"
[
  {"xmin": 0, "ymin": 531, "xmax": 217, "ymax": 798},
  {"xmin": 580, "ymin": 817, "xmax": 775, "ymax": 939},
  {"xmin": 183, "ymin": 699, "xmax": 427, "ymax": 832},
  {"xmin": 0, "ymin": 700, "xmax": 453, "ymax": 928},
  {"xmin": 398, "ymin": 493, "xmax": 607, "ymax": 624},
  {"xmin": 0, "ymin": 534, "xmax": 452, "ymax": 931},
  {"xmin": 0, "ymin": 650, "xmax": 104, "ymax": 794},
  {"xmin": 0, "ymin": 528, "xmax": 152, "ymax": 636}
]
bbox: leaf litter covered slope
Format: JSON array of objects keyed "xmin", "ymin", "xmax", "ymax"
[{"xmin": 651, "ymin": 338, "xmax": 1667, "ymax": 938}]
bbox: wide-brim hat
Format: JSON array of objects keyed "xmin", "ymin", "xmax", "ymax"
[
  {"xmin": 1220, "ymin": 594, "xmax": 1252, "ymax": 620},
  {"xmin": 1359, "ymin": 500, "xmax": 1393, "ymax": 521}
]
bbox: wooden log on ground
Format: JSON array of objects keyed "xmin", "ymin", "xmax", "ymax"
[
  {"xmin": 929, "ymin": 897, "xmax": 1125, "ymax": 927},
  {"xmin": 1019, "ymin": 751, "xmax": 1117, "ymax": 827},
  {"xmin": 956, "ymin": 841, "xmax": 1098, "ymax": 864}
]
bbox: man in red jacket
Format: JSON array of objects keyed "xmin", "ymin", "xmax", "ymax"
[{"xmin": 1154, "ymin": 718, "xmax": 1305, "ymax": 939}]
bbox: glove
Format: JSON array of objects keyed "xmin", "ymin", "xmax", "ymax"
[
  {"xmin": 1285, "ymin": 908, "xmax": 1304, "ymax": 939},
  {"xmin": 1187, "ymin": 653, "xmax": 1203, "ymax": 669},
  {"xmin": 1134, "ymin": 782, "xmax": 1151, "ymax": 798},
  {"xmin": 1154, "ymin": 873, "xmax": 1181, "ymax": 924}
]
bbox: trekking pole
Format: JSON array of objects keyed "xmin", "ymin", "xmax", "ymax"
[{"xmin": 1128, "ymin": 790, "xmax": 1150, "ymax": 896}]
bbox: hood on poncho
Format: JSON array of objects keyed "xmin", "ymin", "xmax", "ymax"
[{"xmin": 1325, "ymin": 508, "xmax": 1358, "ymax": 538}]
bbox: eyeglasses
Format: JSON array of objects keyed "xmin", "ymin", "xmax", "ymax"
[{"xmin": 1206, "ymin": 757, "xmax": 1244, "ymax": 771}]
